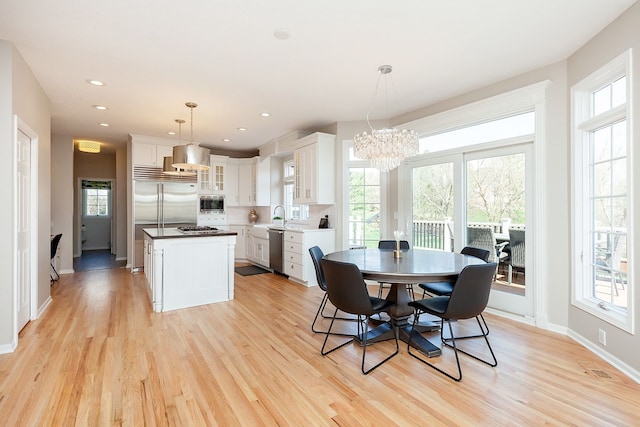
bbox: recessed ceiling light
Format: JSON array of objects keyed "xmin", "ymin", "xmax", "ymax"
[
  {"xmin": 274, "ymin": 29, "xmax": 290, "ymax": 40},
  {"xmin": 237, "ymin": 127, "xmax": 247, "ymax": 131},
  {"xmin": 99, "ymin": 122, "xmax": 110, "ymax": 127},
  {"xmin": 168, "ymin": 131, "xmax": 176, "ymax": 135},
  {"xmin": 87, "ymin": 79, "xmax": 105, "ymax": 86},
  {"xmin": 222, "ymin": 138, "xmax": 231, "ymax": 142},
  {"xmin": 260, "ymin": 112, "xmax": 271, "ymax": 117},
  {"xmin": 92, "ymin": 104, "xmax": 108, "ymax": 110}
]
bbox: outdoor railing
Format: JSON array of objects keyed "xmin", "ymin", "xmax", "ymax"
[{"xmin": 412, "ymin": 219, "xmax": 525, "ymax": 251}]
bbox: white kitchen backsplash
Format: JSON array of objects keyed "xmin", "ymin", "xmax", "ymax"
[
  {"xmin": 225, "ymin": 205, "xmax": 335, "ymax": 228},
  {"xmin": 308, "ymin": 205, "xmax": 335, "ymax": 229}
]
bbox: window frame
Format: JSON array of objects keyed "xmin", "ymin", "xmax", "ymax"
[
  {"xmin": 345, "ymin": 142, "xmax": 386, "ymax": 248},
  {"xmin": 570, "ymin": 49, "xmax": 634, "ymax": 333},
  {"xmin": 283, "ymin": 159, "xmax": 309, "ymax": 223},
  {"xmin": 83, "ymin": 188, "xmax": 110, "ymax": 217}
]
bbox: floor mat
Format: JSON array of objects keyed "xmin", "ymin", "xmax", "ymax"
[{"xmin": 235, "ymin": 265, "xmax": 271, "ymax": 276}]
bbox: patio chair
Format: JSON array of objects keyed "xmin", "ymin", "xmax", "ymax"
[
  {"xmin": 466, "ymin": 226, "xmax": 508, "ymax": 265},
  {"xmin": 507, "ymin": 229, "xmax": 525, "ymax": 285}
]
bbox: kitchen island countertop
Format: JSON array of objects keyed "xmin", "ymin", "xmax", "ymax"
[{"xmin": 143, "ymin": 227, "xmax": 237, "ymax": 239}]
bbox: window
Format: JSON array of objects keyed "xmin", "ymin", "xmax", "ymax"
[
  {"xmin": 572, "ymin": 50, "xmax": 632, "ymax": 332},
  {"xmin": 347, "ymin": 146, "xmax": 382, "ymax": 248},
  {"xmin": 82, "ymin": 180, "xmax": 111, "ymax": 217},
  {"xmin": 419, "ymin": 111, "xmax": 535, "ymax": 154},
  {"xmin": 283, "ymin": 160, "xmax": 308, "ymax": 221}
]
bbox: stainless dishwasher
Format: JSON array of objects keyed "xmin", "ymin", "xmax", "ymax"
[{"xmin": 268, "ymin": 229, "xmax": 285, "ymax": 275}]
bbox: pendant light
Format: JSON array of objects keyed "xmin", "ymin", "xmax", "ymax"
[
  {"xmin": 163, "ymin": 119, "xmax": 196, "ymax": 176},
  {"xmin": 352, "ymin": 65, "xmax": 419, "ymax": 172},
  {"xmin": 172, "ymin": 102, "xmax": 210, "ymax": 171}
]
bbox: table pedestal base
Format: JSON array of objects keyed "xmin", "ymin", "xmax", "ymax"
[{"xmin": 354, "ymin": 318, "xmax": 442, "ymax": 358}]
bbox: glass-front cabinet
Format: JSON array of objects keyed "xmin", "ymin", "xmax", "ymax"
[{"xmin": 199, "ymin": 155, "xmax": 226, "ymax": 194}]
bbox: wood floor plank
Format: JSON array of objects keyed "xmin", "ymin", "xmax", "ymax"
[{"xmin": 1, "ymin": 266, "xmax": 639, "ymax": 426}]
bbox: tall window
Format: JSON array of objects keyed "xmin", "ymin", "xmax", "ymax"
[
  {"xmin": 348, "ymin": 146, "xmax": 382, "ymax": 248},
  {"xmin": 283, "ymin": 160, "xmax": 308, "ymax": 221},
  {"xmin": 82, "ymin": 180, "xmax": 111, "ymax": 217},
  {"xmin": 572, "ymin": 50, "xmax": 632, "ymax": 332}
]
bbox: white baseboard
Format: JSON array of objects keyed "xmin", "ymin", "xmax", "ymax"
[
  {"xmin": 0, "ymin": 340, "xmax": 17, "ymax": 354},
  {"xmin": 567, "ymin": 329, "xmax": 640, "ymax": 384},
  {"xmin": 37, "ymin": 295, "xmax": 53, "ymax": 318},
  {"xmin": 116, "ymin": 256, "xmax": 127, "ymax": 261},
  {"xmin": 486, "ymin": 307, "xmax": 640, "ymax": 385},
  {"xmin": 59, "ymin": 268, "xmax": 74, "ymax": 275}
]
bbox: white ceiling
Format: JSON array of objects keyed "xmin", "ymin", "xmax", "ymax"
[{"xmin": 0, "ymin": 0, "xmax": 636, "ymax": 153}]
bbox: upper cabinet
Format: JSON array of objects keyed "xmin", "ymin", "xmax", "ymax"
[
  {"xmin": 226, "ymin": 157, "xmax": 270, "ymax": 207},
  {"xmin": 198, "ymin": 155, "xmax": 227, "ymax": 195},
  {"xmin": 293, "ymin": 132, "xmax": 335, "ymax": 204},
  {"xmin": 133, "ymin": 142, "xmax": 173, "ymax": 167}
]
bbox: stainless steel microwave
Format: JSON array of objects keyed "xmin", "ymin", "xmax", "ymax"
[{"xmin": 200, "ymin": 195, "xmax": 224, "ymax": 213}]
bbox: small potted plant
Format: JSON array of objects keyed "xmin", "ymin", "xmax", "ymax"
[{"xmin": 272, "ymin": 216, "xmax": 284, "ymax": 226}]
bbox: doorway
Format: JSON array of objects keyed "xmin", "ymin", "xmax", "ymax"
[{"xmin": 74, "ymin": 179, "xmax": 122, "ymax": 271}]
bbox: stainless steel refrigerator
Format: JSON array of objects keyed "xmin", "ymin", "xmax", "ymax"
[{"xmin": 133, "ymin": 181, "xmax": 198, "ymax": 269}]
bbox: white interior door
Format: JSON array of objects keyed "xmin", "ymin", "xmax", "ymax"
[{"xmin": 16, "ymin": 128, "xmax": 31, "ymax": 331}]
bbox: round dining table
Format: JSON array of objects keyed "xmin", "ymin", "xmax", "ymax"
[{"xmin": 324, "ymin": 247, "xmax": 486, "ymax": 357}]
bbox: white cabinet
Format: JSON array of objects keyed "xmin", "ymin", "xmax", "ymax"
[
  {"xmin": 254, "ymin": 156, "xmax": 271, "ymax": 206},
  {"xmin": 293, "ymin": 132, "xmax": 335, "ymax": 204},
  {"xmin": 246, "ymin": 226, "xmax": 269, "ymax": 268},
  {"xmin": 225, "ymin": 161, "xmax": 239, "ymax": 206},
  {"xmin": 229, "ymin": 225, "xmax": 247, "ymax": 260},
  {"xmin": 133, "ymin": 142, "xmax": 173, "ymax": 167},
  {"xmin": 237, "ymin": 160, "xmax": 255, "ymax": 206},
  {"xmin": 143, "ymin": 232, "xmax": 236, "ymax": 312},
  {"xmin": 283, "ymin": 229, "xmax": 335, "ymax": 287},
  {"xmin": 198, "ymin": 155, "xmax": 227, "ymax": 195},
  {"xmin": 228, "ymin": 157, "xmax": 270, "ymax": 207}
]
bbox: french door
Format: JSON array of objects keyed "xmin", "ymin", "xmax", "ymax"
[{"xmin": 405, "ymin": 141, "xmax": 534, "ymax": 318}]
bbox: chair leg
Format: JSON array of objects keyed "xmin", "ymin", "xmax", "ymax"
[
  {"xmin": 408, "ymin": 312, "xmax": 497, "ymax": 382},
  {"xmin": 441, "ymin": 316, "xmax": 497, "ymax": 369},
  {"xmin": 321, "ymin": 308, "xmax": 355, "ymax": 356},
  {"xmin": 321, "ymin": 309, "xmax": 398, "ymax": 375},
  {"xmin": 51, "ymin": 262, "xmax": 60, "ymax": 283},
  {"xmin": 508, "ymin": 264, "xmax": 513, "ymax": 285},
  {"xmin": 407, "ymin": 315, "xmax": 463, "ymax": 381},
  {"xmin": 313, "ymin": 294, "xmax": 362, "ymax": 336},
  {"xmin": 361, "ymin": 315, "xmax": 399, "ymax": 375}
]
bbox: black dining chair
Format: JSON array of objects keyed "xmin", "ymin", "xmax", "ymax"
[
  {"xmin": 309, "ymin": 246, "xmax": 361, "ymax": 336},
  {"xmin": 320, "ymin": 258, "xmax": 399, "ymax": 375},
  {"xmin": 377, "ymin": 240, "xmax": 414, "ymax": 299},
  {"xmin": 407, "ymin": 262, "xmax": 498, "ymax": 382},
  {"xmin": 50, "ymin": 233, "xmax": 62, "ymax": 284},
  {"xmin": 417, "ymin": 246, "xmax": 491, "ymax": 336}
]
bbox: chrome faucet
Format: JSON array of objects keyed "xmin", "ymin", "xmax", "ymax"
[{"xmin": 273, "ymin": 205, "xmax": 286, "ymax": 226}]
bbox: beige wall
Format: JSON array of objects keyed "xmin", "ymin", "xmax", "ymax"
[
  {"xmin": 566, "ymin": 1, "xmax": 640, "ymax": 374},
  {"xmin": 51, "ymin": 134, "xmax": 74, "ymax": 273},
  {"xmin": 0, "ymin": 40, "xmax": 51, "ymax": 351}
]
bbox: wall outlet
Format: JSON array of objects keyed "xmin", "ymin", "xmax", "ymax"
[{"xmin": 598, "ymin": 329, "xmax": 606, "ymax": 346}]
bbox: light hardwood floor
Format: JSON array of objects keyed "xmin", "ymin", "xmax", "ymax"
[{"xmin": 1, "ymin": 266, "xmax": 639, "ymax": 426}]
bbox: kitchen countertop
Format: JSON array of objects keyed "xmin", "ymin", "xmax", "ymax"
[
  {"xmin": 143, "ymin": 227, "xmax": 238, "ymax": 239},
  {"xmin": 252, "ymin": 223, "xmax": 334, "ymax": 233}
]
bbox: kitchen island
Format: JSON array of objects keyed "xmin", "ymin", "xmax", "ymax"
[{"xmin": 143, "ymin": 227, "xmax": 237, "ymax": 312}]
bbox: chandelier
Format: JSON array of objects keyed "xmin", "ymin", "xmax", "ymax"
[
  {"xmin": 163, "ymin": 119, "xmax": 196, "ymax": 176},
  {"xmin": 353, "ymin": 65, "xmax": 418, "ymax": 172},
  {"xmin": 172, "ymin": 102, "xmax": 210, "ymax": 171}
]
